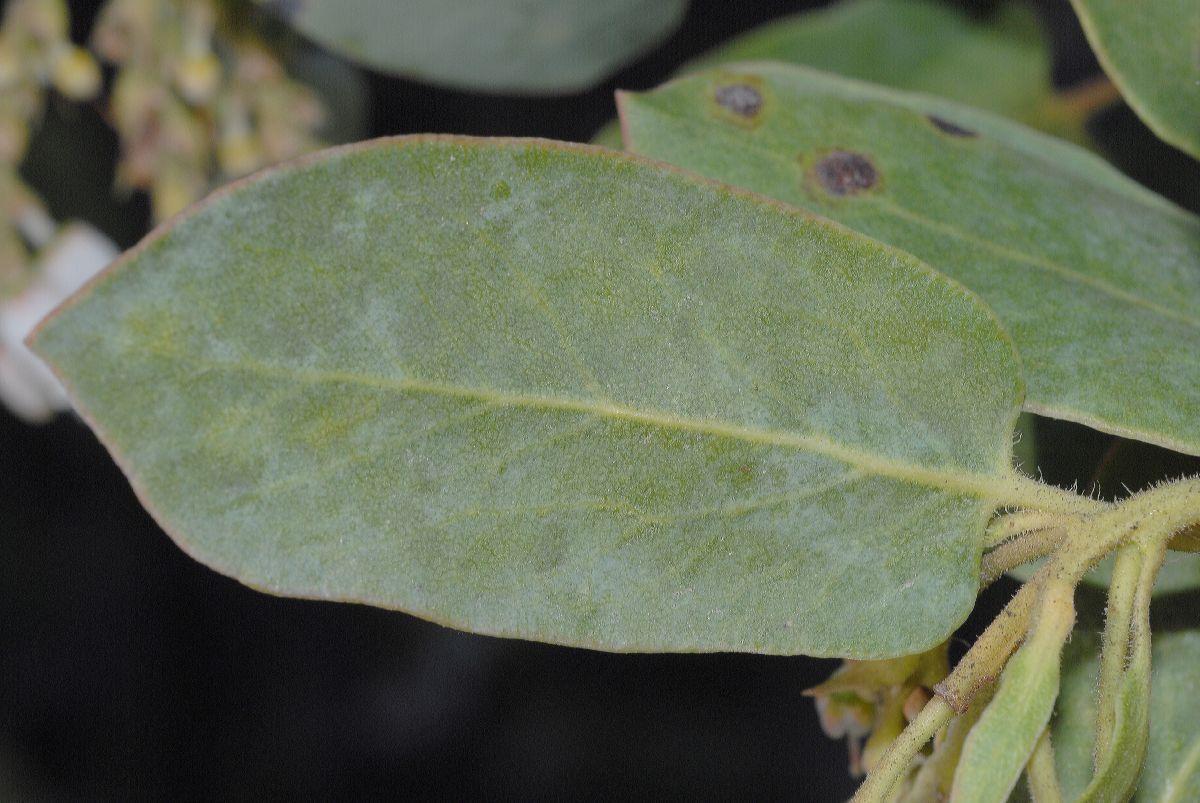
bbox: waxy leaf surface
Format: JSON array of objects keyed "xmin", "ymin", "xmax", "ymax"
[
  {"xmin": 619, "ymin": 64, "xmax": 1200, "ymax": 455},
  {"xmin": 32, "ymin": 137, "xmax": 1025, "ymax": 657},
  {"xmin": 1047, "ymin": 629, "xmax": 1200, "ymax": 801},
  {"xmin": 1069, "ymin": 0, "xmax": 1200, "ymax": 158},
  {"xmin": 261, "ymin": 0, "xmax": 687, "ymax": 93}
]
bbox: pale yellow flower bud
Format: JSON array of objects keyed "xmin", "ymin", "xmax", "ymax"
[
  {"xmin": 50, "ymin": 45, "xmax": 101, "ymax": 100},
  {"xmin": 234, "ymin": 42, "xmax": 283, "ymax": 84},
  {"xmin": 174, "ymin": 51, "xmax": 222, "ymax": 105},
  {"xmin": 0, "ymin": 114, "xmax": 29, "ymax": 163},
  {"xmin": 15, "ymin": 0, "xmax": 69, "ymax": 44},
  {"xmin": 217, "ymin": 101, "xmax": 262, "ymax": 176},
  {"xmin": 0, "ymin": 36, "xmax": 22, "ymax": 88},
  {"xmin": 0, "ymin": 223, "xmax": 31, "ymax": 299},
  {"xmin": 159, "ymin": 99, "xmax": 207, "ymax": 161},
  {"xmin": 151, "ymin": 162, "xmax": 206, "ymax": 221},
  {"xmin": 91, "ymin": 0, "xmax": 155, "ymax": 63},
  {"xmin": 217, "ymin": 130, "xmax": 262, "ymax": 177},
  {"xmin": 111, "ymin": 67, "xmax": 161, "ymax": 138}
]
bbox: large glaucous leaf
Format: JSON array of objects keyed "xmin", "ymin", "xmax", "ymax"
[
  {"xmin": 30, "ymin": 137, "xmax": 1025, "ymax": 658},
  {"xmin": 1045, "ymin": 629, "xmax": 1200, "ymax": 800},
  {"xmin": 1069, "ymin": 0, "xmax": 1200, "ymax": 158},
  {"xmin": 618, "ymin": 64, "xmax": 1200, "ymax": 456},
  {"xmin": 259, "ymin": 0, "xmax": 687, "ymax": 93}
]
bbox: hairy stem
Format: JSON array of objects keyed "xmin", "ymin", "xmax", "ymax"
[
  {"xmin": 936, "ymin": 578, "xmax": 1039, "ymax": 713},
  {"xmin": 1026, "ymin": 726, "xmax": 1063, "ymax": 803},
  {"xmin": 979, "ymin": 526, "xmax": 1066, "ymax": 589},
  {"xmin": 1093, "ymin": 543, "xmax": 1143, "ymax": 757},
  {"xmin": 852, "ymin": 478, "xmax": 1200, "ymax": 803},
  {"xmin": 1078, "ymin": 536, "xmax": 1166, "ymax": 801},
  {"xmin": 849, "ymin": 695, "xmax": 954, "ymax": 803},
  {"xmin": 984, "ymin": 510, "xmax": 1073, "ymax": 549}
]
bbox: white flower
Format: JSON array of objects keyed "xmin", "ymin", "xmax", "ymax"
[{"xmin": 0, "ymin": 222, "xmax": 117, "ymax": 422}]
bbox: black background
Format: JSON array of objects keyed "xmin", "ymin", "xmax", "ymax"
[{"xmin": 3, "ymin": 0, "xmax": 1199, "ymax": 799}]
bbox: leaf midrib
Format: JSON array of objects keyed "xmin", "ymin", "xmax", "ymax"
[{"xmin": 181, "ymin": 354, "xmax": 1026, "ymax": 504}]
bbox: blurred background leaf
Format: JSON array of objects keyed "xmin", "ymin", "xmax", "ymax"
[{"xmin": 257, "ymin": 0, "xmax": 689, "ymax": 94}]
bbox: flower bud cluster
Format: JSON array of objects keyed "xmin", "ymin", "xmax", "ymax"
[
  {"xmin": 0, "ymin": 0, "xmax": 103, "ymax": 295},
  {"xmin": 93, "ymin": 0, "xmax": 326, "ymax": 221},
  {"xmin": 0, "ymin": 0, "xmax": 328, "ymax": 421},
  {"xmin": 804, "ymin": 645, "xmax": 948, "ymax": 778}
]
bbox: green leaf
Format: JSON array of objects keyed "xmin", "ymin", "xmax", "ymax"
[
  {"xmin": 618, "ymin": 64, "xmax": 1200, "ymax": 456},
  {"xmin": 260, "ymin": 0, "xmax": 687, "ymax": 93},
  {"xmin": 30, "ymin": 137, "xmax": 1029, "ymax": 658},
  {"xmin": 1069, "ymin": 0, "xmax": 1200, "ymax": 158},
  {"xmin": 953, "ymin": 583, "xmax": 1075, "ymax": 803},
  {"xmin": 687, "ymin": 0, "xmax": 1100, "ymax": 146},
  {"xmin": 1049, "ymin": 629, "xmax": 1200, "ymax": 801},
  {"xmin": 591, "ymin": 0, "xmax": 1107, "ymax": 149}
]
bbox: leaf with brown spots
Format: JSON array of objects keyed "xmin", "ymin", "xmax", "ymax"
[
  {"xmin": 618, "ymin": 63, "xmax": 1200, "ymax": 457},
  {"xmin": 683, "ymin": 0, "xmax": 1108, "ymax": 147},
  {"xmin": 593, "ymin": 0, "xmax": 1109, "ymax": 148}
]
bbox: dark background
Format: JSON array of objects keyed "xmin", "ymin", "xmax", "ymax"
[{"xmin": 3, "ymin": 0, "xmax": 1199, "ymax": 800}]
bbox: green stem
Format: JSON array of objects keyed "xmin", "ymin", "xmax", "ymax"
[
  {"xmin": 1003, "ymin": 475, "xmax": 1110, "ymax": 517},
  {"xmin": 1077, "ymin": 537, "xmax": 1167, "ymax": 802},
  {"xmin": 984, "ymin": 509, "xmax": 1073, "ymax": 549},
  {"xmin": 979, "ymin": 526, "xmax": 1065, "ymax": 589},
  {"xmin": 1045, "ymin": 76, "xmax": 1123, "ymax": 121},
  {"xmin": 936, "ymin": 575, "xmax": 1039, "ymax": 713},
  {"xmin": 949, "ymin": 578, "xmax": 1076, "ymax": 803},
  {"xmin": 851, "ymin": 478, "xmax": 1200, "ymax": 803},
  {"xmin": 850, "ymin": 695, "xmax": 954, "ymax": 803},
  {"xmin": 1044, "ymin": 477, "xmax": 1200, "ymax": 590},
  {"xmin": 1026, "ymin": 726, "xmax": 1063, "ymax": 803},
  {"xmin": 1093, "ymin": 543, "xmax": 1142, "ymax": 760}
]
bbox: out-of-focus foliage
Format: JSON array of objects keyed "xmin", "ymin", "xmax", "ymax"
[
  {"xmin": 259, "ymin": 0, "xmax": 689, "ymax": 94},
  {"xmin": 1069, "ymin": 0, "xmax": 1200, "ymax": 158}
]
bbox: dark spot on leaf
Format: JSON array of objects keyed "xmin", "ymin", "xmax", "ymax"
[
  {"xmin": 814, "ymin": 151, "xmax": 878, "ymax": 196},
  {"xmin": 928, "ymin": 115, "xmax": 977, "ymax": 138},
  {"xmin": 491, "ymin": 180, "xmax": 511, "ymax": 201},
  {"xmin": 714, "ymin": 84, "xmax": 763, "ymax": 118}
]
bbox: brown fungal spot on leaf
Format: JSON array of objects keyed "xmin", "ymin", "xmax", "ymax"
[
  {"xmin": 813, "ymin": 151, "xmax": 879, "ymax": 196},
  {"xmin": 714, "ymin": 83, "xmax": 763, "ymax": 118},
  {"xmin": 928, "ymin": 115, "xmax": 977, "ymax": 138}
]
